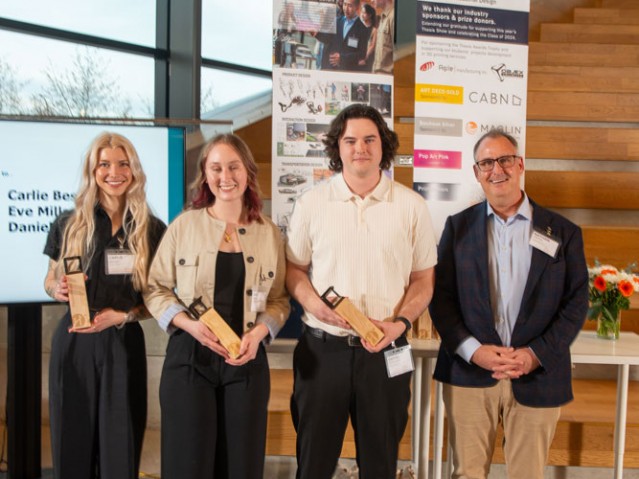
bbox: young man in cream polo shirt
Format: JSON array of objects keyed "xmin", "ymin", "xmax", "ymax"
[{"xmin": 286, "ymin": 104, "xmax": 437, "ymax": 478}]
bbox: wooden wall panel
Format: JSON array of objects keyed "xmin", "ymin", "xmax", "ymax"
[
  {"xmin": 529, "ymin": 42, "xmax": 639, "ymax": 67},
  {"xmin": 582, "ymin": 226, "xmax": 639, "ymax": 267},
  {"xmin": 602, "ymin": 0, "xmax": 639, "ymax": 8},
  {"xmin": 528, "ymin": 65, "xmax": 639, "ymax": 93},
  {"xmin": 540, "ymin": 23, "xmax": 639, "ymax": 43},
  {"xmin": 529, "ymin": 0, "xmax": 598, "ymax": 41},
  {"xmin": 574, "ymin": 7, "xmax": 639, "ymax": 24},
  {"xmin": 526, "ymin": 126, "xmax": 639, "ymax": 160},
  {"xmin": 526, "ymin": 171, "xmax": 639, "ymax": 209},
  {"xmin": 527, "ymin": 91, "xmax": 639, "ymax": 122}
]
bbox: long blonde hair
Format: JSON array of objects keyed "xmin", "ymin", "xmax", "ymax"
[{"xmin": 57, "ymin": 132, "xmax": 152, "ymax": 291}]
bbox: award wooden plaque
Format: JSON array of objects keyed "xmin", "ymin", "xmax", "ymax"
[
  {"xmin": 189, "ymin": 297, "xmax": 242, "ymax": 359},
  {"xmin": 63, "ymin": 256, "xmax": 91, "ymax": 330},
  {"xmin": 321, "ymin": 286, "xmax": 384, "ymax": 346}
]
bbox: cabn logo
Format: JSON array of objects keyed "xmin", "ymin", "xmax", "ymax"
[{"xmin": 468, "ymin": 91, "xmax": 523, "ymax": 107}]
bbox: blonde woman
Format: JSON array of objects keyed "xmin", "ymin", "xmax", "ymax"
[
  {"xmin": 43, "ymin": 132, "xmax": 166, "ymax": 479},
  {"xmin": 144, "ymin": 133, "xmax": 289, "ymax": 479}
]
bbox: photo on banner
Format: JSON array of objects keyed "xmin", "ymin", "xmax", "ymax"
[
  {"xmin": 413, "ymin": 0, "xmax": 530, "ymax": 237},
  {"xmin": 271, "ymin": 0, "xmax": 395, "ymax": 232}
]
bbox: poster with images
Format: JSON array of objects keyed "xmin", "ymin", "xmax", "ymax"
[
  {"xmin": 413, "ymin": 0, "xmax": 530, "ymax": 237},
  {"xmin": 272, "ymin": 0, "xmax": 395, "ymax": 232}
]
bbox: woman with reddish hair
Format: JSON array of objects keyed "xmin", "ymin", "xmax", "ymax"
[{"xmin": 144, "ymin": 133, "xmax": 289, "ymax": 479}]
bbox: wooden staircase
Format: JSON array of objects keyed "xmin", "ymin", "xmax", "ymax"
[
  {"xmin": 266, "ymin": 371, "xmax": 639, "ymax": 468},
  {"xmin": 527, "ymin": 1, "xmax": 639, "ymax": 332}
]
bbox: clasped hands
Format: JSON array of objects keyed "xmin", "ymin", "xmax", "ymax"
[{"xmin": 471, "ymin": 344, "xmax": 540, "ymax": 379}]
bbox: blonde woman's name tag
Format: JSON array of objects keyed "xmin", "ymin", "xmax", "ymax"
[{"xmin": 105, "ymin": 249, "xmax": 135, "ymax": 275}]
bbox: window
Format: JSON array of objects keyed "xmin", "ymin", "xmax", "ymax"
[
  {"xmin": 0, "ymin": 1, "xmax": 156, "ymax": 47},
  {"xmin": 201, "ymin": 0, "xmax": 274, "ymax": 72},
  {"xmin": 0, "ymin": 30, "xmax": 154, "ymax": 117},
  {"xmin": 201, "ymin": 67, "xmax": 272, "ymax": 115}
]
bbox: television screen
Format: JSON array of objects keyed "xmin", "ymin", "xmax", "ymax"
[{"xmin": 0, "ymin": 120, "xmax": 185, "ymax": 304}]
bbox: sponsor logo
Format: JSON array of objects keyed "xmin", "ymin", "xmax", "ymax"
[
  {"xmin": 468, "ymin": 91, "xmax": 523, "ymax": 107},
  {"xmin": 413, "ymin": 182, "xmax": 460, "ymax": 202},
  {"xmin": 419, "ymin": 61, "xmax": 484, "ymax": 77},
  {"xmin": 438, "ymin": 64, "xmax": 454, "ymax": 73},
  {"xmin": 414, "ymin": 149, "xmax": 462, "ymax": 169},
  {"xmin": 464, "ymin": 122, "xmax": 524, "ymax": 140},
  {"xmin": 416, "ymin": 84, "xmax": 464, "ymax": 104},
  {"xmin": 416, "ymin": 117, "xmax": 463, "ymax": 137},
  {"xmin": 491, "ymin": 63, "xmax": 525, "ymax": 82},
  {"xmin": 465, "ymin": 121, "xmax": 478, "ymax": 135},
  {"xmin": 420, "ymin": 61, "xmax": 435, "ymax": 71}
]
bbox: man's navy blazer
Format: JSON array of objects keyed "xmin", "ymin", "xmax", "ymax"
[
  {"xmin": 316, "ymin": 16, "xmax": 370, "ymax": 71},
  {"xmin": 430, "ymin": 198, "xmax": 589, "ymax": 407}
]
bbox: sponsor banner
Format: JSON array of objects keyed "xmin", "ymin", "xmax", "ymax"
[
  {"xmin": 415, "ymin": 116, "xmax": 463, "ymax": 136},
  {"xmin": 417, "ymin": 1, "xmax": 529, "ymax": 44},
  {"xmin": 413, "ymin": 182, "xmax": 462, "ymax": 202},
  {"xmin": 414, "ymin": 0, "xmax": 529, "ymax": 237},
  {"xmin": 414, "ymin": 149, "xmax": 462, "ymax": 169},
  {"xmin": 272, "ymin": 0, "xmax": 395, "ymax": 232},
  {"xmin": 415, "ymin": 84, "xmax": 464, "ymax": 104}
]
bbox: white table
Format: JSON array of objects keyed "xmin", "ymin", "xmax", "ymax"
[
  {"xmin": 425, "ymin": 331, "xmax": 639, "ymax": 479},
  {"xmin": 570, "ymin": 331, "xmax": 639, "ymax": 479},
  {"xmin": 408, "ymin": 339, "xmax": 442, "ymax": 479}
]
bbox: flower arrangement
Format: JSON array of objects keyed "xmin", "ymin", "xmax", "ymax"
[{"xmin": 587, "ymin": 261, "xmax": 639, "ymax": 339}]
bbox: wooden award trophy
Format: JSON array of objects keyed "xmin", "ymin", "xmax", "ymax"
[
  {"xmin": 189, "ymin": 297, "xmax": 242, "ymax": 359},
  {"xmin": 320, "ymin": 286, "xmax": 384, "ymax": 346},
  {"xmin": 63, "ymin": 256, "xmax": 91, "ymax": 329}
]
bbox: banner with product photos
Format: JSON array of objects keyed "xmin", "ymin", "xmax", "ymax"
[
  {"xmin": 413, "ymin": 0, "xmax": 530, "ymax": 238},
  {"xmin": 271, "ymin": 0, "xmax": 395, "ymax": 232}
]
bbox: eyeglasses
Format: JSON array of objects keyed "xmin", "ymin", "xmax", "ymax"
[{"xmin": 474, "ymin": 155, "xmax": 521, "ymax": 172}]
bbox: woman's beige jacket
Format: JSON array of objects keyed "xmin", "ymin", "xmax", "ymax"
[{"xmin": 144, "ymin": 208, "xmax": 289, "ymax": 339}]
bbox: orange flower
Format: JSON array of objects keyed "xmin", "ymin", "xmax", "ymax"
[
  {"xmin": 593, "ymin": 275, "xmax": 607, "ymax": 292},
  {"xmin": 619, "ymin": 280, "xmax": 634, "ymax": 298},
  {"xmin": 600, "ymin": 268, "xmax": 617, "ymax": 276}
]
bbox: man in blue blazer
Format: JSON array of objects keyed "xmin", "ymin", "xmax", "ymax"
[
  {"xmin": 430, "ymin": 129, "xmax": 589, "ymax": 479},
  {"xmin": 314, "ymin": 0, "xmax": 370, "ymax": 71}
]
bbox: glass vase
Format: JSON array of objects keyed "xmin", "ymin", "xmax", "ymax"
[{"xmin": 596, "ymin": 311, "xmax": 621, "ymax": 340}]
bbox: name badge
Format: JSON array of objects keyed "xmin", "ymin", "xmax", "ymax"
[
  {"xmin": 251, "ymin": 284, "xmax": 269, "ymax": 312},
  {"xmin": 347, "ymin": 36, "xmax": 359, "ymax": 48},
  {"xmin": 384, "ymin": 344, "xmax": 414, "ymax": 378},
  {"xmin": 105, "ymin": 249, "xmax": 135, "ymax": 275},
  {"xmin": 529, "ymin": 228, "xmax": 561, "ymax": 258}
]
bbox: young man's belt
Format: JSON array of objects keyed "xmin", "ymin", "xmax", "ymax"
[{"xmin": 304, "ymin": 324, "xmax": 363, "ymax": 347}]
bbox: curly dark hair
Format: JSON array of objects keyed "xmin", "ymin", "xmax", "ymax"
[{"xmin": 323, "ymin": 104, "xmax": 399, "ymax": 172}]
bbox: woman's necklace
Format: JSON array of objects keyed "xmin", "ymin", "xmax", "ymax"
[{"xmin": 209, "ymin": 207, "xmax": 237, "ymax": 243}]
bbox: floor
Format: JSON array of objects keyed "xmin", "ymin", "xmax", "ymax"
[
  {"xmin": 1, "ymin": 310, "xmax": 638, "ymax": 479},
  {"xmin": 8, "ymin": 459, "xmax": 638, "ymax": 479}
]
